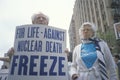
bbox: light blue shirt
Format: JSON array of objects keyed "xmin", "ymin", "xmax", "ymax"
[{"xmin": 81, "ymin": 43, "xmax": 97, "ymax": 69}]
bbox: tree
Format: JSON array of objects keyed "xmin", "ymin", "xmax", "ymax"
[{"xmin": 97, "ymin": 29, "xmax": 118, "ymax": 53}]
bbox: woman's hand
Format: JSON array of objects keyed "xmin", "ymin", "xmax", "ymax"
[{"xmin": 72, "ymin": 74, "xmax": 79, "ymax": 80}]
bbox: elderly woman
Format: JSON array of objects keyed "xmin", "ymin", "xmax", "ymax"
[
  {"xmin": 31, "ymin": 12, "xmax": 49, "ymax": 25},
  {"xmin": 70, "ymin": 22, "xmax": 118, "ymax": 80}
]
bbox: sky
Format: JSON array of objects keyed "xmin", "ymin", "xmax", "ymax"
[{"xmin": 0, "ymin": 0, "xmax": 75, "ymax": 67}]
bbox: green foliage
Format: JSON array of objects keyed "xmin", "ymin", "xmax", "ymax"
[{"xmin": 97, "ymin": 30, "xmax": 117, "ymax": 53}]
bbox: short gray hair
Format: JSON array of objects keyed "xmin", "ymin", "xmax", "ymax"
[
  {"xmin": 79, "ymin": 22, "xmax": 97, "ymax": 32},
  {"xmin": 79, "ymin": 22, "xmax": 98, "ymax": 38}
]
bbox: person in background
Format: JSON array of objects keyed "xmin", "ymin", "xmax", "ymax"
[
  {"xmin": 0, "ymin": 47, "xmax": 14, "ymax": 63},
  {"xmin": 70, "ymin": 22, "xmax": 118, "ymax": 80},
  {"xmin": 114, "ymin": 54, "xmax": 120, "ymax": 80},
  {"xmin": 65, "ymin": 48, "xmax": 72, "ymax": 80},
  {"xmin": 65, "ymin": 48, "xmax": 72, "ymax": 62},
  {"xmin": 0, "ymin": 12, "xmax": 49, "ymax": 66}
]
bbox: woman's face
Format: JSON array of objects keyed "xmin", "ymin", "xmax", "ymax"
[{"xmin": 80, "ymin": 24, "xmax": 94, "ymax": 39}]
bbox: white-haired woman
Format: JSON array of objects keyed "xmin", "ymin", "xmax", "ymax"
[
  {"xmin": 31, "ymin": 12, "xmax": 49, "ymax": 25},
  {"xmin": 70, "ymin": 22, "xmax": 118, "ymax": 80}
]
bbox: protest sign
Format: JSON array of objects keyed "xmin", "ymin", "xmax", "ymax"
[
  {"xmin": 14, "ymin": 24, "xmax": 66, "ymax": 54},
  {"xmin": 8, "ymin": 24, "xmax": 68, "ymax": 80},
  {"xmin": 8, "ymin": 53, "xmax": 68, "ymax": 80}
]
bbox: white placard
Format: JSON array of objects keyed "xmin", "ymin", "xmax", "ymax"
[
  {"xmin": 14, "ymin": 24, "xmax": 66, "ymax": 54},
  {"xmin": 7, "ymin": 24, "xmax": 68, "ymax": 80},
  {"xmin": 8, "ymin": 53, "xmax": 68, "ymax": 80}
]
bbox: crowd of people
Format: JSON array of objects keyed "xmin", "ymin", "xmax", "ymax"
[{"xmin": 0, "ymin": 12, "xmax": 120, "ymax": 80}]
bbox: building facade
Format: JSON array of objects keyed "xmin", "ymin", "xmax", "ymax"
[
  {"xmin": 69, "ymin": 0, "xmax": 120, "ymax": 52},
  {"xmin": 69, "ymin": 16, "xmax": 76, "ymax": 52}
]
